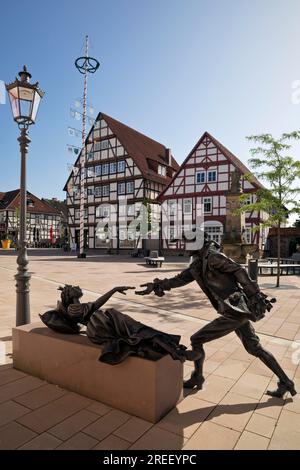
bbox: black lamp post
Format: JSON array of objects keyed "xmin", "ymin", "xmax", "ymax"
[{"xmin": 6, "ymin": 66, "xmax": 44, "ymax": 326}]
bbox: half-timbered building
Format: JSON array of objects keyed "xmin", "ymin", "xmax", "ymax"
[
  {"xmin": 64, "ymin": 113, "xmax": 179, "ymax": 251},
  {"xmin": 158, "ymin": 132, "xmax": 268, "ymax": 253},
  {"xmin": 0, "ymin": 189, "xmax": 62, "ymax": 245}
]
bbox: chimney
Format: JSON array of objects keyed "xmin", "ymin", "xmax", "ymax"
[{"xmin": 166, "ymin": 148, "xmax": 172, "ymax": 166}]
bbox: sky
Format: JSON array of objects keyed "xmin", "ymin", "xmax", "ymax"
[{"xmin": 0, "ymin": 0, "xmax": 300, "ymax": 221}]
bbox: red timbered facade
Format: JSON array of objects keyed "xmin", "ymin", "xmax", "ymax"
[
  {"xmin": 64, "ymin": 113, "xmax": 179, "ymax": 250},
  {"xmin": 158, "ymin": 132, "xmax": 268, "ymax": 252}
]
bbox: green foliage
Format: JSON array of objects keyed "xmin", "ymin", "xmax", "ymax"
[{"xmin": 240, "ymin": 132, "xmax": 300, "ymax": 228}]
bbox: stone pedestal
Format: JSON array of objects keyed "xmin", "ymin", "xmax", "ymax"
[{"xmin": 12, "ymin": 323, "xmax": 183, "ymax": 423}]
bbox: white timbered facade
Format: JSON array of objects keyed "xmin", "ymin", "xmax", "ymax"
[
  {"xmin": 64, "ymin": 113, "xmax": 179, "ymax": 251},
  {"xmin": 0, "ymin": 190, "xmax": 61, "ymax": 245},
  {"xmin": 158, "ymin": 132, "xmax": 268, "ymax": 252}
]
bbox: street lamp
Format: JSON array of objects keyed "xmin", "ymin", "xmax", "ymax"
[{"xmin": 6, "ymin": 66, "xmax": 44, "ymax": 326}]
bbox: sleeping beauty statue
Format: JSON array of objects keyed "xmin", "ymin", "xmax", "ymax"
[{"xmin": 40, "ymin": 284, "xmax": 191, "ymax": 365}]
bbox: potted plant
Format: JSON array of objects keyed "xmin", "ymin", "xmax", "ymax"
[{"xmin": 1, "ymin": 234, "xmax": 12, "ymax": 249}]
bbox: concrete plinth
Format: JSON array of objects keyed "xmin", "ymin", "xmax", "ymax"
[{"xmin": 12, "ymin": 323, "xmax": 183, "ymax": 423}]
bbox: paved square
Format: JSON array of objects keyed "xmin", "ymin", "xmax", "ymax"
[{"xmin": 0, "ymin": 250, "xmax": 300, "ymax": 450}]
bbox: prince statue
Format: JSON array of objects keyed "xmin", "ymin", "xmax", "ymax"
[{"xmin": 136, "ymin": 232, "xmax": 296, "ymax": 398}]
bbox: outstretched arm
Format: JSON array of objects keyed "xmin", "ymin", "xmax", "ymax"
[
  {"xmin": 68, "ymin": 286, "xmax": 135, "ymax": 323},
  {"xmin": 135, "ymin": 268, "xmax": 194, "ymax": 296},
  {"xmin": 91, "ymin": 286, "xmax": 135, "ymax": 311}
]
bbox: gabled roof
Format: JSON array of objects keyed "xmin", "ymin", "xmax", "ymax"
[
  {"xmin": 0, "ymin": 189, "xmax": 60, "ymax": 214},
  {"xmin": 64, "ymin": 112, "xmax": 179, "ymax": 190},
  {"xmin": 101, "ymin": 113, "xmax": 179, "ymax": 176},
  {"xmin": 0, "ymin": 189, "xmax": 20, "ymax": 210},
  {"xmin": 159, "ymin": 131, "xmax": 263, "ymax": 199}
]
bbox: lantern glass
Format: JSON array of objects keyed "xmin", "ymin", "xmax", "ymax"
[{"xmin": 6, "ymin": 67, "xmax": 44, "ymax": 125}]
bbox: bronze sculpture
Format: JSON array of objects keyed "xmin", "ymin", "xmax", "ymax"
[
  {"xmin": 40, "ymin": 284, "xmax": 189, "ymax": 364},
  {"xmin": 136, "ymin": 233, "xmax": 297, "ymax": 398}
]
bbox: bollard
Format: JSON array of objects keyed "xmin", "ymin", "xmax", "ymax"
[{"xmin": 248, "ymin": 259, "xmax": 258, "ymax": 281}]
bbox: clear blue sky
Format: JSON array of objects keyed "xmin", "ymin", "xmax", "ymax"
[{"xmin": 0, "ymin": 0, "xmax": 300, "ymax": 208}]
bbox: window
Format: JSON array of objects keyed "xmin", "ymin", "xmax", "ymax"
[
  {"xmin": 94, "ymin": 186, "xmax": 101, "ymax": 197},
  {"xmin": 73, "ymin": 186, "xmax": 79, "ymax": 197},
  {"xmin": 158, "ymin": 165, "xmax": 166, "ymax": 176},
  {"xmin": 203, "ymin": 197, "xmax": 212, "ymax": 213},
  {"xmin": 102, "ymin": 185, "xmax": 110, "ymax": 197},
  {"xmin": 94, "ymin": 140, "xmax": 109, "ymax": 151},
  {"xmin": 96, "ymin": 205, "xmax": 110, "ymax": 218},
  {"xmin": 100, "ymin": 140, "xmax": 109, "ymax": 150},
  {"xmin": 95, "ymin": 165, "xmax": 101, "ymax": 176},
  {"xmin": 126, "ymin": 181, "xmax": 134, "ymax": 194},
  {"xmin": 75, "ymin": 209, "xmax": 80, "ymax": 219},
  {"xmin": 208, "ymin": 170, "xmax": 217, "ymax": 182},
  {"xmin": 87, "ymin": 167, "xmax": 94, "ymax": 178},
  {"xmin": 110, "ymin": 162, "xmax": 117, "ymax": 174},
  {"xmin": 184, "ymin": 199, "xmax": 192, "ymax": 214},
  {"xmin": 196, "ymin": 171, "xmax": 206, "ymax": 184},
  {"xmin": 127, "ymin": 204, "xmax": 135, "ymax": 216},
  {"xmin": 205, "ymin": 225, "xmax": 223, "ymax": 244},
  {"xmin": 118, "ymin": 182, "xmax": 126, "ymax": 194},
  {"xmin": 87, "ymin": 152, "xmax": 93, "ymax": 161},
  {"xmin": 118, "ymin": 160, "xmax": 126, "ymax": 173},
  {"xmin": 244, "ymin": 194, "xmax": 253, "ymax": 205},
  {"xmin": 87, "ymin": 187, "xmax": 94, "ymax": 196},
  {"xmin": 168, "ymin": 200, "xmax": 176, "ymax": 216},
  {"xmin": 102, "ymin": 163, "xmax": 109, "ymax": 175}
]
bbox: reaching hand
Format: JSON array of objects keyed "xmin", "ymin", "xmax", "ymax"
[
  {"xmin": 114, "ymin": 286, "xmax": 135, "ymax": 295},
  {"xmin": 135, "ymin": 283, "xmax": 155, "ymax": 296}
]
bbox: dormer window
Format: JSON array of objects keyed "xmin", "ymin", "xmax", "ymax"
[{"xmin": 158, "ymin": 165, "xmax": 166, "ymax": 177}]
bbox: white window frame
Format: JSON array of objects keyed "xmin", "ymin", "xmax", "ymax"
[
  {"xmin": 183, "ymin": 198, "xmax": 192, "ymax": 214},
  {"xmin": 94, "ymin": 186, "xmax": 101, "ymax": 197},
  {"xmin": 99, "ymin": 140, "xmax": 109, "ymax": 150},
  {"xmin": 102, "ymin": 163, "xmax": 109, "ymax": 175},
  {"xmin": 196, "ymin": 171, "xmax": 206, "ymax": 184},
  {"xmin": 127, "ymin": 204, "xmax": 135, "ymax": 216},
  {"xmin": 87, "ymin": 187, "xmax": 94, "ymax": 196},
  {"xmin": 126, "ymin": 181, "xmax": 134, "ymax": 194},
  {"xmin": 118, "ymin": 182, "xmax": 126, "ymax": 194},
  {"xmin": 203, "ymin": 197, "xmax": 212, "ymax": 213},
  {"xmin": 168, "ymin": 200, "xmax": 176, "ymax": 216},
  {"xmin": 110, "ymin": 162, "xmax": 117, "ymax": 174},
  {"xmin": 207, "ymin": 170, "xmax": 217, "ymax": 182},
  {"xmin": 117, "ymin": 160, "xmax": 126, "ymax": 173},
  {"xmin": 158, "ymin": 165, "xmax": 166, "ymax": 176},
  {"xmin": 102, "ymin": 185, "xmax": 110, "ymax": 197},
  {"xmin": 95, "ymin": 165, "xmax": 101, "ymax": 176},
  {"xmin": 96, "ymin": 205, "xmax": 110, "ymax": 218},
  {"xmin": 87, "ymin": 167, "xmax": 94, "ymax": 178}
]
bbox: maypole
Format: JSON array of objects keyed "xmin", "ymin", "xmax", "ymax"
[{"xmin": 75, "ymin": 35, "xmax": 99, "ymax": 258}]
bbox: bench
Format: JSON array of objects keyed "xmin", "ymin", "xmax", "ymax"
[
  {"xmin": 257, "ymin": 264, "xmax": 300, "ymax": 276},
  {"xmin": 145, "ymin": 250, "xmax": 165, "ymax": 267},
  {"xmin": 12, "ymin": 323, "xmax": 183, "ymax": 423}
]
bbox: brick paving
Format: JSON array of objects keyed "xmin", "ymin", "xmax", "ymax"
[{"xmin": 0, "ymin": 250, "xmax": 300, "ymax": 450}]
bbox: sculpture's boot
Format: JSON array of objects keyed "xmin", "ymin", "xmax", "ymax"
[
  {"xmin": 266, "ymin": 380, "xmax": 297, "ymax": 398},
  {"xmin": 256, "ymin": 348, "xmax": 297, "ymax": 398},
  {"xmin": 183, "ymin": 347, "xmax": 205, "ymax": 390}
]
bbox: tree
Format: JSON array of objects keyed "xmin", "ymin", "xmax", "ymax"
[
  {"xmin": 293, "ymin": 219, "xmax": 300, "ymax": 228},
  {"xmin": 240, "ymin": 132, "xmax": 300, "ymax": 287}
]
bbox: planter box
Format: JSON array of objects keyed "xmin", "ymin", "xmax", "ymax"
[{"xmin": 12, "ymin": 323, "xmax": 183, "ymax": 423}]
